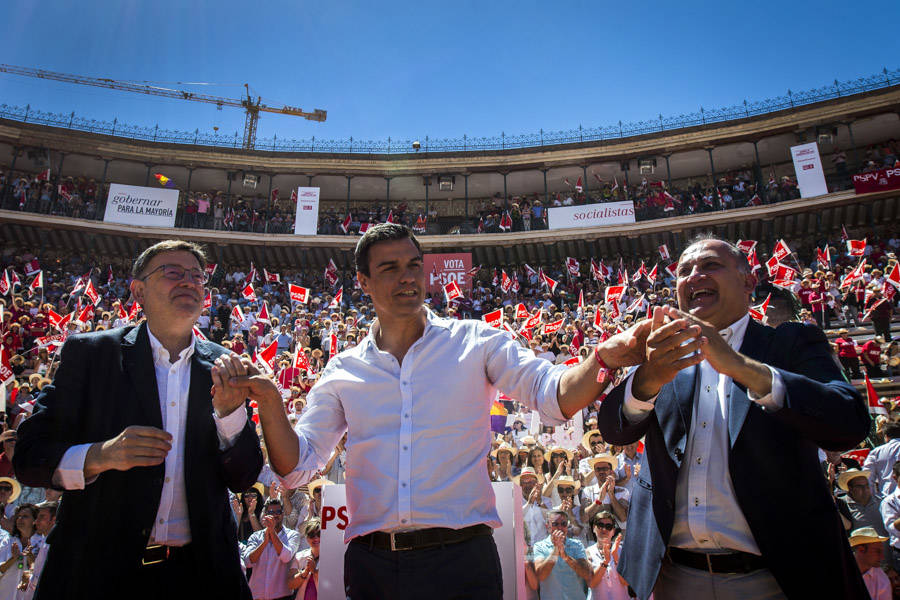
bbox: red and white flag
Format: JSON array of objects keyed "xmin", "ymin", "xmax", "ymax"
[
  {"xmin": 329, "ymin": 288, "xmax": 343, "ymax": 308},
  {"xmin": 444, "ymin": 281, "xmax": 463, "ymax": 303},
  {"xmin": 256, "ymin": 340, "xmax": 278, "ymax": 373},
  {"xmin": 523, "ymin": 264, "xmax": 537, "ymax": 278},
  {"xmin": 9, "ymin": 271, "xmax": 20, "ymax": 289},
  {"xmin": 522, "ymin": 311, "xmax": 542, "ymax": 330},
  {"xmin": 128, "ymin": 302, "xmax": 142, "ymax": 322},
  {"xmin": 566, "ymin": 257, "xmax": 580, "ymax": 277},
  {"xmin": 511, "ymin": 273, "xmax": 520, "ymax": 294},
  {"xmin": 747, "ymin": 249, "xmax": 761, "ymax": 273},
  {"xmin": 288, "ymin": 284, "xmax": 310, "ymax": 304},
  {"xmin": 358, "ymin": 222, "xmax": 371, "ymax": 234},
  {"xmin": 271, "ymin": 188, "xmax": 279, "ymax": 203},
  {"xmin": 385, "ymin": 210, "xmax": 395, "ymax": 224},
  {"xmin": 107, "ymin": 265, "xmax": 115, "ymax": 286},
  {"xmin": 748, "ymin": 293, "xmax": 771, "ymax": 322},
  {"xmin": 885, "ymin": 263, "xmax": 900, "ymax": 290},
  {"xmin": 264, "ymin": 269, "xmax": 281, "ymax": 283},
  {"xmin": 773, "ymin": 264, "xmax": 797, "ymax": 282},
  {"xmin": 593, "ymin": 307, "xmax": 605, "ymax": 332},
  {"xmin": 840, "ymin": 259, "xmax": 867, "ymax": 289},
  {"xmin": 575, "ymin": 176, "xmax": 583, "ymax": 193},
  {"xmin": 192, "ymin": 326, "xmax": 208, "ymax": 341},
  {"xmin": 324, "ymin": 259, "xmax": 339, "ymax": 287},
  {"xmin": 76, "ymin": 304, "xmax": 94, "ymax": 324},
  {"xmin": 0, "ymin": 270, "xmax": 9, "ymax": 296},
  {"xmin": 24, "ymin": 259, "xmax": 40, "ymax": 277},
  {"xmin": 246, "ymin": 263, "xmax": 257, "ymax": 284},
  {"xmin": 771, "ymin": 279, "xmax": 798, "ymax": 291},
  {"xmin": 204, "ymin": 263, "xmax": 217, "ymax": 278},
  {"xmin": 482, "ymin": 309, "xmax": 503, "ymax": 328},
  {"xmin": 257, "ymin": 301, "xmax": 270, "ymax": 323},
  {"xmin": 735, "ymin": 240, "xmax": 757, "ymax": 254},
  {"xmin": 492, "ymin": 269, "xmax": 500, "ymax": 287},
  {"xmin": 631, "ymin": 264, "xmax": 644, "ymax": 284},
  {"xmin": 841, "ymin": 224, "xmax": 850, "ymax": 242},
  {"xmin": 83, "ymin": 279, "xmax": 100, "ymax": 305},
  {"xmin": 646, "ymin": 264, "xmax": 658, "ymax": 285},
  {"xmin": 28, "ymin": 271, "xmax": 44, "ymax": 296},
  {"xmin": 765, "ymin": 256, "xmax": 780, "ymax": 277},
  {"xmin": 467, "ymin": 265, "xmax": 482, "ymax": 278},
  {"xmin": 0, "ymin": 345, "xmax": 14, "ymax": 386},
  {"xmin": 500, "ymin": 270, "xmax": 512, "ymax": 293},
  {"xmin": 290, "ymin": 189, "xmax": 298, "ymax": 204},
  {"xmin": 658, "ymin": 244, "xmax": 670, "ymax": 260},
  {"xmin": 816, "ymin": 247, "xmax": 831, "ymax": 269},
  {"xmin": 772, "ymin": 239, "xmax": 791, "ymax": 262},
  {"xmin": 329, "ymin": 333, "xmax": 338, "ymax": 360},
  {"xmin": 625, "ymin": 294, "xmax": 647, "ymax": 314},
  {"xmin": 847, "ymin": 239, "xmax": 866, "ymax": 257},
  {"xmin": 340, "ymin": 214, "xmax": 352, "ymax": 234},
  {"xmin": 241, "ymin": 284, "xmax": 257, "ymax": 303},
  {"xmin": 499, "ymin": 211, "xmax": 513, "ymax": 232},
  {"xmin": 35, "ymin": 168, "xmax": 50, "ymax": 182},
  {"xmin": 203, "ymin": 291, "xmax": 212, "ymax": 309},
  {"xmin": 116, "ymin": 303, "xmax": 128, "ymax": 321},
  {"xmin": 293, "ymin": 346, "xmax": 311, "ymax": 372},
  {"xmin": 230, "ymin": 304, "xmax": 245, "ymax": 323},
  {"xmin": 865, "ymin": 373, "xmax": 887, "ymax": 415},
  {"xmin": 577, "ymin": 290, "xmax": 585, "ymax": 312},
  {"xmin": 413, "ymin": 215, "xmax": 427, "ymax": 234},
  {"xmin": 543, "ymin": 318, "xmax": 565, "ymax": 336},
  {"xmin": 605, "ymin": 285, "xmax": 626, "ymax": 305},
  {"xmin": 539, "ymin": 269, "xmax": 559, "ymax": 293},
  {"xmin": 665, "ymin": 262, "xmax": 679, "ymax": 279},
  {"xmin": 515, "ymin": 303, "xmax": 529, "ymax": 320}
]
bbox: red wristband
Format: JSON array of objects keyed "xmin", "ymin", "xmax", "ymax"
[{"xmin": 594, "ymin": 345, "xmax": 613, "ymax": 385}]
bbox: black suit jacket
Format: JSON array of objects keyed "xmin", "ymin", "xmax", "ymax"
[
  {"xmin": 598, "ymin": 320, "xmax": 870, "ymax": 600},
  {"xmin": 14, "ymin": 323, "xmax": 263, "ymax": 600}
]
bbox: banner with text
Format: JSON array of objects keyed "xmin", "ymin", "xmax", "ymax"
[
  {"xmin": 853, "ymin": 168, "xmax": 900, "ymax": 195},
  {"xmin": 103, "ymin": 183, "xmax": 178, "ymax": 228},
  {"xmin": 293, "ymin": 187, "xmax": 320, "ymax": 235},
  {"xmin": 547, "ymin": 200, "xmax": 635, "ymax": 230},
  {"xmin": 790, "ymin": 142, "xmax": 829, "ymax": 198},
  {"xmin": 424, "ymin": 252, "xmax": 473, "ymax": 295}
]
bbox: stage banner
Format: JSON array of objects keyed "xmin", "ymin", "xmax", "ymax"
[
  {"xmin": 853, "ymin": 168, "xmax": 900, "ymax": 195},
  {"xmin": 790, "ymin": 142, "xmax": 829, "ymax": 198},
  {"xmin": 103, "ymin": 183, "xmax": 178, "ymax": 228},
  {"xmin": 293, "ymin": 187, "xmax": 320, "ymax": 235},
  {"xmin": 547, "ymin": 200, "xmax": 635, "ymax": 230},
  {"xmin": 424, "ymin": 253, "xmax": 473, "ymax": 295},
  {"xmin": 320, "ymin": 483, "xmax": 525, "ymax": 600}
]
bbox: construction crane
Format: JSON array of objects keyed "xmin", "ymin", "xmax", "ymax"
[{"xmin": 0, "ymin": 63, "xmax": 326, "ymax": 150}]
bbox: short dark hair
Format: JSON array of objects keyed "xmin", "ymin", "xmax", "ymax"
[
  {"xmin": 354, "ymin": 223, "xmax": 422, "ymax": 276},
  {"xmin": 549, "ymin": 509, "xmax": 569, "ymax": 523},
  {"xmin": 132, "ymin": 240, "xmax": 207, "ymax": 279},
  {"xmin": 36, "ymin": 500, "xmax": 58, "ymax": 518},
  {"xmin": 680, "ymin": 234, "xmax": 749, "ymax": 274},
  {"xmin": 263, "ymin": 497, "xmax": 282, "ymax": 510}
]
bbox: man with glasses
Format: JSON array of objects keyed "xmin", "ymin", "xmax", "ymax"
[
  {"xmin": 15, "ymin": 240, "xmax": 263, "ymax": 600},
  {"xmin": 533, "ymin": 509, "xmax": 592, "ymax": 600},
  {"xmin": 836, "ymin": 469, "xmax": 887, "ymax": 539},
  {"xmin": 243, "ymin": 498, "xmax": 300, "ymax": 600},
  {"xmin": 581, "ymin": 455, "xmax": 630, "ymax": 528}
]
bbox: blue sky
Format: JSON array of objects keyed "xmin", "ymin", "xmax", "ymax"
[{"xmin": 1, "ymin": 1, "xmax": 897, "ymax": 144}]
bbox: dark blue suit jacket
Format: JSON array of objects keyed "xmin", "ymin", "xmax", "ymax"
[
  {"xmin": 14, "ymin": 323, "xmax": 262, "ymax": 600},
  {"xmin": 598, "ymin": 319, "xmax": 870, "ymax": 600}
]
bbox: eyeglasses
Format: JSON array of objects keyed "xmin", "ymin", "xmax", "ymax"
[
  {"xmin": 266, "ymin": 509, "xmax": 283, "ymax": 515},
  {"xmin": 141, "ymin": 264, "xmax": 208, "ymax": 285},
  {"xmin": 0, "ymin": 485, "xmax": 13, "ymax": 492},
  {"xmin": 594, "ymin": 523, "xmax": 616, "ymax": 531},
  {"xmin": 549, "ymin": 520, "xmax": 568, "ymax": 528}
]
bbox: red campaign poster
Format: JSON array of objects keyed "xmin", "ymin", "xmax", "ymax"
[
  {"xmin": 423, "ymin": 253, "xmax": 473, "ymax": 295},
  {"xmin": 853, "ymin": 168, "xmax": 900, "ymax": 194}
]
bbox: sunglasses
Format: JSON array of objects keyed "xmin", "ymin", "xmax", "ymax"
[
  {"xmin": 549, "ymin": 520, "xmax": 568, "ymax": 528},
  {"xmin": 0, "ymin": 486, "xmax": 13, "ymax": 492},
  {"xmin": 558, "ymin": 487, "xmax": 576, "ymax": 495},
  {"xmin": 595, "ymin": 523, "xmax": 616, "ymax": 531},
  {"xmin": 266, "ymin": 509, "xmax": 283, "ymax": 515}
]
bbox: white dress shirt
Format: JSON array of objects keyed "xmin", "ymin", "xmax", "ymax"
[
  {"xmin": 280, "ymin": 310, "xmax": 568, "ymax": 540},
  {"xmin": 622, "ymin": 314, "xmax": 785, "ymax": 554},
  {"xmin": 242, "ymin": 526, "xmax": 300, "ymax": 600},
  {"xmin": 54, "ymin": 328, "xmax": 248, "ymax": 546},
  {"xmin": 880, "ymin": 489, "xmax": 900, "ymax": 550},
  {"xmin": 864, "ymin": 438, "xmax": 900, "ymax": 498}
]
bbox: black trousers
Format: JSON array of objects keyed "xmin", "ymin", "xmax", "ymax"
[{"xmin": 344, "ymin": 532, "xmax": 503, "ymax": 600}]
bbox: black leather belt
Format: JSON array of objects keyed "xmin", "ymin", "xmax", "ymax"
[
  {"xmin": 353, "ymin": 524, "xmax": 492, "ymax": 552},
  {"xmin": 142, "ymin": 543, "xmax": 192, "ymax": 566},
  {"xmin": 668, "ymin": 547, "xmax": 766, "ymax": 574}
]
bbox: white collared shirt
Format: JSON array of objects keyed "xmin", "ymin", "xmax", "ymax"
[
  {"xmin": 54, "ymin": 327, "xmax": 248, "ymax": 546},
  {"xmin": 280, "ymin": 310, "xmax": 567, "ymax": 540},
  {"xmin": 622, "ymin": 314, "xmax": 785, "ymax": 554},
  {"xmin": 242, "ymin": 526, "xmax": 300, "ymax": 600}
]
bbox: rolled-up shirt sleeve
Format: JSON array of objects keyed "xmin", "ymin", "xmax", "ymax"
[
  {"xmin": 51, "ymin": 443, "xmax": 95, "ymax": 490},
  {"xmin": 482, "ymin": 326, "xmax": 567, "ymax": 426},
  {"xmin": 277, "ymin": 362, "xmax": 348, "ymax": 490}
]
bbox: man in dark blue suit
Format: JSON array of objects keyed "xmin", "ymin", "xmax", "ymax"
[
  {"xmin": 598, "ymin": 237, "xmax": 869, "ymax": 599},
  {"xmin": 14, "ymin": 240, "xmax": 263, "ymax": 600}
]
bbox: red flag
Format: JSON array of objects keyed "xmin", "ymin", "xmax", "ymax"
[
  {"xmin": 35, "ymin": 168, "xmax": 50, "ymax": 182},
  {"xmin": 772, "ymin": 239, "xmax": 791, "ymax": 262},
  {"xmin": 511, "ymin": 273, "xmax": 520, "ymax": 294},
  {"xmin": 539, "ymin": 269, "xmax": 558, "ymax": 293},
  {"xmin": 625, "ymin": 294, "xmax": 647, "ymax": 314},
  {"xmin": 257, "ymin": 301, "xmax": 270, "ymax": 323},
  {"xmin": 847, "ymin": 239, "xmax": 866, "ymax": 257},
  {"xmin": 241, "ymin": 284, "xmax": 257, "ymax": 302},
  {"xmin": 816, "ymin": 247, "xmax": 831, "ymax": 269},
  {"xmin": 47, "ymin": 309, "xmax": 64, "ymax": 330},
  {"xmin": 192, "ymin": 326, "xmax": 208, "ymax": 341},
  {"xmin": 329, "ymin": 288, "xmax": 343, "ymax": 309},
  {"xmin": 566, "ymin": 257, "xmax": 580, "ymax": 277},
  {"xmin": 28, "ymin": 271, "xmax": 44, "ymax": 295},
  {"xmin": 246, "ymin": 263, "xmax": 257, "ymax": 284},
  {"xmin": 646, "ymin": 264, "xmax": 658, "ymax": 285},
  {"xmin": 841, "ymin": 224, "xmax": 850, "ymax": 242},
  {"xmin": 290, "ymin": 189, "xmax": 298, "ymax": 204},
  {"xmin": 482, "ymin": 309, "xmax": 503, "ymax": 328},
  {"xmin": 840, "ymin": 259, "xmax": 867, "ymax": 290},
  {"xmin": 84, "ymin": 279, "xmax": 100, "ymax": 305},
  {"xmin": 358, "ymin": 222, "xmax": 371, "ymax": 234},
  {"xmin": 515, "ymin": 303, "xmax": 529, "ymax": 320},
  {"xmin": 593, "ymin": 307, "xmax": 605, "ymax": 331},
  {"xmin": 203, "ymin": 291, "xmax": 212, "ymax": 309},
  {"xmin": 605, "ymin": 285, "xmax": 625, "ymax": 305},
  {"xmin": 289, "ymin": 284, "xmax": 310, "ymax": 304},
  {"xmin": 256, "ymin": 340, "xmax": 278, "ymax": 372},
  {"xmin": 329, "ymin": 333, "xmax": 338, "ymax": 360},
  {"xmin": 467, "ymin": 265, "xmax": 482, "ymax": 278},
  {"xmin": 230, "ymin": 304, "xmax": 245, "ymax": 323},
  {"xmin": 443, "ymin": 281, "xmax": 463, "ymax": 303},
  {"xmin": 499, "ymin": 211, "xmax": 512, "ymax": 232},
  {"xmin": 665, "ymin": 262, "xmax": 679, "ymax": 279},
  {"xmin": 522, "ymin": 310, "xmax": 542, "ymax": 330},
  {"xmin": 735, "ymin": 240, "xmax": 757, "ymax": 254},
  {"xmin": 575, "ymin": 176, "xmax": 583, "ymax": 193},
  {"xmin": 765, "ymin": 256, "xmax": 780, "ymax": 277},
  {"xmin": 76, "ymin": 304, "xmax": 94, "ymax": 323},
  {"xmin": 264, "ymin": 269, "xmax": 281, "ymax": 283},
  {"xmin": 523, "ymin": 264, "xmax": 537, "ymax": 278},
  {"xmin": 865, "ymin": 373, "xmax": 887, "ymax": 414},
  {"xmin": 578, "ymin": 289, "xmax": 584, "ymax": 311},
  {"xmin": 500, "ymin": 270, "xmax": 512, "ymax": 294},
  {"xmin": 385, "ymin": 210, "xmax": 395, "ymax": 224},
  {"xmin": 886, "ymin": 263, "xmax": 900, "ymax": 290},
  {"xmin": 658, "ymin": 244, "xmax": 670, "ymax": 260},
  {"xmin": 204, "ymin": 263, "xmax": 217, "ymax": 278},
  {"xmin": 747, "ymin": 249, "xmax": 761, "ymax": 273},
  {"xmin": 773, "ymin": 264, "xmax": 797, "ymax": 282},
  {"xmin": 107, "ymin": 265, "xmax": 115, "ymax": 286},
  {"xmin": 771, "ymin": 279, "xmax": 797, "ymax": 290},
  {"xmin": 293, "ymin": 346, "xmax": 311, "ymax": 371},
  {"xmin": 271, "ymin": 188, "xmax": 279, "ymax": 203},
  {"xmin": 128, "ymin": 302, "xmax": 142, "ymax": 322},
  {"xmin": 24, "ymin": 259, "xmax": 40, "ymax": 276},
  {"xmin": 9, "ymin": 271, "xmax": 20, "ymax": 289},
  {"xmin": 748, "ymin": 293, "xmax": 771, "ymax": 322},
  {"xmin": 0, "ymin": 345, "xmax": 14, "ymax": 386},
  {"xmin": 413, "ymin": 215, "xmax": 427, "ymax": 234},
  {"xmin": 324, "ymin": 259, "xmax": 339, "ymax": 287},
  {"xmin": 542, "ymin": 318, "xmax": 565, "ymax": 336},
  {"xmin": 340, "ymin": 214, "xmax": 352, "ymax": 234},
  {"xmin": 0, "ymin": 270, "xmax": 9, "ymax": 296},
  {"xmin": 116, "ymin": 303, "xmax": 128, "ymax": 321}
]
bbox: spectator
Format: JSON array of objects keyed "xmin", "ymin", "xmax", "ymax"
[
  {"xmin": 236, "ymin": 484, "xmax": 265, "ymax": 543},
  {"xmin": 865, "ymin": 420, "xmax": 900, "ymax": 498},
  {"xmin": 242, "ymin": 498, "xmax": 300, "ymax": 600},
  {"xmin": 851, "ymin": 527, "xmax": 891, "ymax": 600},
  {"xmin": 533, "ymin": 509, "xmax": 592, "ymax": 600},
  {"xmin": 834, "ymin": 328, "xmax": 862, "ymax": 379},
  {"xmin": 581, "ymin": 455, "xmax": 630, "ymax": 529},
  {"xmin": 836, "ymin": 468, "xmax": 887, "ymax": 538},
  {"xmin": 517, "ymin": 467, "xmax": 551, "ymax": 548},
  {"xmin": 861, "ymin": 336, "xmax": 887, "ymax": 379},
  {"xmin": 585, "ymin": 511, "xmax": 629, "ymax": 600},
  {"xmin": 287, "ymin": 517, "xmax": 321, "ymax": 599}
]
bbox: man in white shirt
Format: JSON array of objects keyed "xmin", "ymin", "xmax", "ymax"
[
  {"xmin": 221, "ymin": 223, "xmax": 652, "ymax": 599},
  {"xmin": 23, "ymin": 500, "xmax": 56, "ymax": 600},
  {"xmin": 243, "ymin": 498, "xmax": 300, "ymax": 600},
  {"xmin": 851, "ymin": 527, "xmax": 892, "ymax": 600},
  {"xmin": 865, "ymin": 421, "xmax": 900, "ymax": 498}
]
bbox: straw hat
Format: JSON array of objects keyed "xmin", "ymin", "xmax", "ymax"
[
  {"xmin": 491, "ymin": 443, "xmax": 516, "ymax": 460},
  {"xmin": 520, "ymin": 436, "xmax": 537, "ymax": 447},
  {"xmin": 239, "ymin": 482, "xmax": 266, "ymax": 500},
  {"xmin": 849, "ymin": 526, "xmax": 888, "ymax": 547},
  {"xmin": 586, "ymin": 454, "xmax": 617, "ymax": 471},
  {"xmin": 837, "ymin": 468, "xmax": 871, "ymax": 492},
  {"xmin": 544, "ymin": 446, "xmax": 574, "ymax": 463},
  {"xmin": 513, "ymin": 466, "xmax": 540, "ymax": 486},
  {"xmin": 0, "ymin": 477, "xmax": 21, "ymax": 503},
  {"xmin": 552, "ymin": 475, "xmax": 581, "ymax": 492},
  {"xmin": 307, "ymin": 478, "xmax": 334, "ymax": 497},
  {"xmin": 582, "ymin": 429, "xmax": 604, "ymax": 451}
]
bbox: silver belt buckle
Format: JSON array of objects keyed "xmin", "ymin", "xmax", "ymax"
[{"xmin": 389, "ymin": 531, "xmax": 412, "ymax": 551}]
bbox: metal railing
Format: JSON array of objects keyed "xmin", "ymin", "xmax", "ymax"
[{"xmin": 1, "ymin": 69, "xmax": 898, "ymax": 155}]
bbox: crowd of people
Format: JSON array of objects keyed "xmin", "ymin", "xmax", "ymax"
[{"xmin": 0, "ymin": 219, "xmax": 898, "ymax": 598}]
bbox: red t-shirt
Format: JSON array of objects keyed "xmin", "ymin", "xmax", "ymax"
[
  {"xmin": 808, "ymin": 291, "xmax": 824, "ymax": 312},
  {"xmin": 835, "ymin": 337, "xmax": 858, "ymax": 358},
  {"xmin": 798, "ymin": 288, "xmax": 813, "ymax": 307},
  {"xmin": 861, "ymin": 340, "xmax": 882, "ymax": 366}
]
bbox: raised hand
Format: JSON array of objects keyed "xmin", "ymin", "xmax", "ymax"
[
  {"xmin": 631, "ymin": 306, "xmax": 704, "ymax": 400},
  {"xmin": 595, "ymin": 318, "xmax": 654, "ymax": 369}
]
